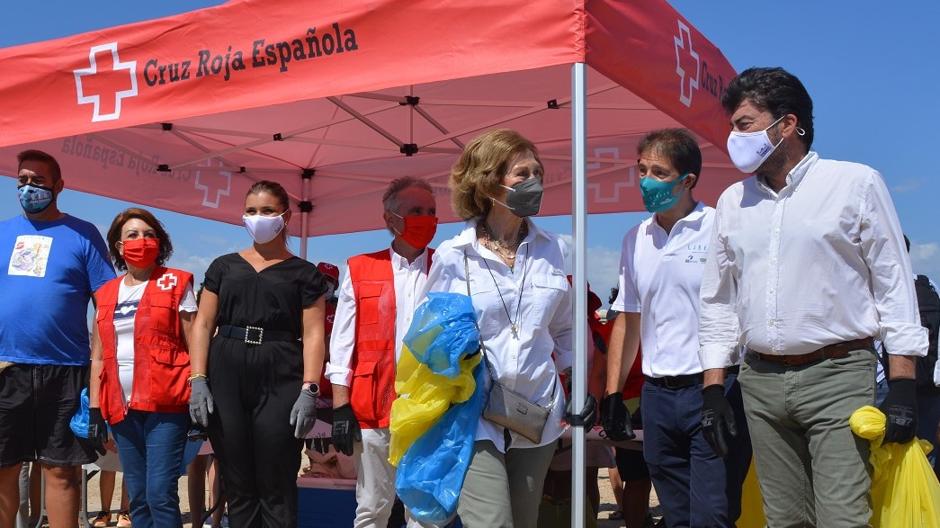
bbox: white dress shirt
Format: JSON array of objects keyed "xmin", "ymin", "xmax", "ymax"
[
  {"xmin": 325, "ymin": 247, "xmax": 430, "ymax": 387},
  {"xmin": 612, "ymin": 202, "xmax": 713, "ymax": 377},
  {"xmin": 422, "ymin": 219, "xmax": 573, "ymax": 453},
  {"xmin": 699, "ymin": 152, "xmax": 927, "ymax": 369}
]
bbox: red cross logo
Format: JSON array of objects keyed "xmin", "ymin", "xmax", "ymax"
[
  {"xmin": 156, "ymin": 272, "xmax": 178, "ymax": 291},
  {"xmin": 194, "ymin": 159, "xmax": 232, "ymax": 209},
  {"xmin": 73, "ymin": 42, "xmax": 138, "ymax": 122},
  {"xmin": 586, "ymin": 148, "xmax": 635, "ymax": 204},
  {"xmin": 674, "ymin": 21, "xmax": 700, "ymax": 108}
]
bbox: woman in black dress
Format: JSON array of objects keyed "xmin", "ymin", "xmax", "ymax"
[{"xmin": 189, "ymin": 180, "xmax": 327, "ymax": 527}]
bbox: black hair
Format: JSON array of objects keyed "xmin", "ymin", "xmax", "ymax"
[
  {"xmin": 17, "ymin": 150, "xmax": 62, "ymax": 182},
  {"xmin": 721, "ymin": 67, "xmax": 814, "ymax": 150},
  {"xmin": 637, "ymin": 128, "xmax": 703, "ymax": 188}
]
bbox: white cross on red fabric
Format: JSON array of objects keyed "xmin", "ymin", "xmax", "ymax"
[{"xmin": 157, "ymin": 272, "xmax": 178, "ymax": 291}]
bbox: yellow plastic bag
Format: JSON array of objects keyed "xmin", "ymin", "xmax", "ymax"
[
  {"xmin": 388, "ymin": 344, "xmax": 480, "ymax": 466},
  {"xmin": 849, "ymin": 405, "xmax": 940, "ymax": 527}
]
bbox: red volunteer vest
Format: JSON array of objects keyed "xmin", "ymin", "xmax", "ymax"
[
  {"xmin": 347, "ymin": 248, "xmax": 432, "ymax": 429},
  {"xmin": 95, "ymin": 267, "xmax": 193, "ymax": 425}
]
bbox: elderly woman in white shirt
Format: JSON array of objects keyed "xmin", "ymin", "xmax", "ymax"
[{"xmin": 421, "ymin": 128, "xmax": 573, "ymax": 528}]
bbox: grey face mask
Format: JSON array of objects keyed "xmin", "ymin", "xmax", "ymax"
[{"xmin": 495, "ymin": 178, "xmax": 543, "ymax": 218}]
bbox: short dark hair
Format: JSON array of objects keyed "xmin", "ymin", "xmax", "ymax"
[
  {"xmin": 637, "ymin": 128, "xmax": 703, "ymax": 188},
  {"xmin": 247, "ymin": 180, "xmax": 290, "ymax": 211},
  {"xmin": 17, "ymin": 150, "xmax": 62, "ymax": 181},
  {"xmin": 107, "ymin": 208, "xmax": 173, "ymax": 271},
  {"xmin": 721, "ymin": 67, "xmax": 815, "ymax": 149}
]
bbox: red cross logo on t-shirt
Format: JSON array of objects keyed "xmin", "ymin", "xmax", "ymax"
[
  {"xmin": 157, "ymin": 272, "xmax": 178, "ymax": 291},
  {"xmin": 73, "ymin": 42, "xmax": 138, "ymax": 122},
  {"xmin": 673, "ymin": 21, "xmax": 700, "ymax": 108}
]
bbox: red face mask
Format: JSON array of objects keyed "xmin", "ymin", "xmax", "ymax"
[
  {"xmin": 122, "ymin": 238, "xmax": 160, "ymax": 268},
  {"xmin": 394, "ymin": 214, "xmax": 438, "ymax": 250}
]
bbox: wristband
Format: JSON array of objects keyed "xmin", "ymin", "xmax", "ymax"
[{"xmin": 188, "ymin": 373, "xmax": 208, "ymax": 382}]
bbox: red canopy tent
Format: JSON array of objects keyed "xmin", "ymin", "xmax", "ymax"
[{"xmin": 0, "ymin": 1, "xmax": 738, "ymax": 524}]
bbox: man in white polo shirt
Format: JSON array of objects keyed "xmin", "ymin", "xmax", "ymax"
[{"xmin": 602, "ymin": 129, "xmax": 750, "ymax": 527}]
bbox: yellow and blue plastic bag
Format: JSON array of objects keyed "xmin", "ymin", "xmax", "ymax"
[
  {"xmin": 850, "ymin": 405, "xmax": 940, "ymax": 527},
  {"xmin": 390, "ymin": 292, "xmax": 485, "ymax": 524}
]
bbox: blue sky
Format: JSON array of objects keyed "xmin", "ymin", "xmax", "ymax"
[{"xmin": 1, "ymin": 0, "xmax": 938, "ymax": 297}]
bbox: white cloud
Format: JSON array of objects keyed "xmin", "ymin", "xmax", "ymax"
[
  {"xmin": 559, "ymin": 235, "xmax": 621, "ymax": 304},
  {"xmin": 891, "ymin": 179, "xmax": 924, "ymax": 193},
  {"xmin": 910, "ymin": 241, "xmax": 940, "ymax": 280},
  {"xmin": 169, "ymin": 253, "xmax": 214, "ymax": 286}
]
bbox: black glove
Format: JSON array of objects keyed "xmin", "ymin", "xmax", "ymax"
[
  {"xmin": 600, "ymin": 393, "xmax": 635, "ymax": 441},
  {"xmin": 331, "ymin": 404, "xmax": 361, "ymax": 456},
  {"xmin": 565, "ymin": 394, "xmax": 598, "ymax": 429},
  {"xmin": 880, "ymin": 378, "xmax": 917, "ymax": 444},
  {"xmin": 87, "ymin": 408, "xmax": 108, "ymax": 456},
  {"xmin": 701, "ymin": 384, "xmax": 737, "ymax": 458}
]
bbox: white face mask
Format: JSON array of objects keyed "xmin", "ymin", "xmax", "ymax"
[
  {"xmin": 243, "ymin": 212, "xmax": 286, "ymax": 244},
  {"xmin": 726, "ymin": 114, "xmax": 786, "ymax": 174}
]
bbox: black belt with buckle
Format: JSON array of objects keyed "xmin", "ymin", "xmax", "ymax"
[
  {"xmin": 644, "ymin": 373, "xmax": 704, "ymax": 389},
  {"xmin": 218, "ymin": 325, "xmax": 299, "ymax": 345}
]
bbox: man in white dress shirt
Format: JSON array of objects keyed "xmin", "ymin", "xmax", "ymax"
[
  {"xmin": 698, "ymin": 67, "xmax": 928, "ymax": 527},
  {"xmin": 326, "ymin": 177, "xmax": 439, "ymax": 528},
  {"xmin": 602, "ymin": 129, "xmax": 749, "ymax": 527}
]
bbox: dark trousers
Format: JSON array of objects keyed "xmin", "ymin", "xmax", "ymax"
[
  {"xmin": 641, "ymin": 374, "xmax": 751, "ymax": 528},
  {"xmin": 917, "ymin": 389, "xmax": 940, "ymax": 478},
  {"xmin": 208, "ymin": 342, "xmax": 304, "ymax": 528}
]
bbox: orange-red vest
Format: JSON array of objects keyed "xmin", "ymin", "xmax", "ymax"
[
  {"xmin": 94, "ymin": 267, "xmax": 193, "ymax": 425},
  {"xmin": 347, "ymin": 249, "xmax": 432, "ymax": 429}
]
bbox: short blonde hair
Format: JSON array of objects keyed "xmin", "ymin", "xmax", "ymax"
[{"xmin": 449, "ymin": 129, "xmax": 541, "ymax": 220}]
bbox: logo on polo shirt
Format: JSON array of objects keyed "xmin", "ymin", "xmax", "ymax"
[{"xmin": 684, "ymin": 242, "xmax": 708, "ymax": 264}]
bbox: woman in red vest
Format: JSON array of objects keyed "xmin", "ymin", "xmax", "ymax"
[
  {"xmin": 188, "ymin": 180, "xmax": 328, "ymax": 528},
  {"xmin": 89, "ymin": 208, "xmax": 197, "ymax": 528}
]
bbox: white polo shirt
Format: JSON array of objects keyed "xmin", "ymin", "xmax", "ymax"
[{"xmin": 611, "ymin": 202, "xmax": 713, "ymax": 377}]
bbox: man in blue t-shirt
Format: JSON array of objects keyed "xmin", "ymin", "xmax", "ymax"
[{"xmin": 0, "ymin": 150, "xmax": 115, "ymax": 528}]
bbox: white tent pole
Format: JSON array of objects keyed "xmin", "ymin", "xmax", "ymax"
[
  {"xmin": 570, "ymin": 61, "xmax": 588, "ymax": 528},
  {"xmin": 300, "ymin": 169, "xmax": 312, "ymax": 260}
]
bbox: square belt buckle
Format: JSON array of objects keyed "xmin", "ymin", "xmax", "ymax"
[{"xmin": 244, "ymin": 326, "xmax": 264, "ymax": 345}]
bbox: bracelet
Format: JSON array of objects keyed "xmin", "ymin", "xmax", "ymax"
[{"xmin": 188, "ymin": 373, "xmax": 208, "ymax": 382}]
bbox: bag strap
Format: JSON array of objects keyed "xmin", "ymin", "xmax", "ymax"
[
  {"xmin": 464, "ymin": 250, "xmax": 499, "ymax": 383},
  {"xmin": 464, "ymin": 249, "xmax": 560, "ymax": 409}
]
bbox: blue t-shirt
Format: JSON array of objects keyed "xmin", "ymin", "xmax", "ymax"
[{"xmin": 0, "ymin": 214, "xmax": 115, "ymax": 366}]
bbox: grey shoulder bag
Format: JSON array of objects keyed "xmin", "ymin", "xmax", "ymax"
[{"xmin": 464, "ymin": 250, "xmax": 551, "ymax": 444}]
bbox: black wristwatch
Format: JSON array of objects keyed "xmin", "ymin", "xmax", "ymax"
[{"xmin": 302, "ymin": 382, "xmax": 320, "ymax": 397}]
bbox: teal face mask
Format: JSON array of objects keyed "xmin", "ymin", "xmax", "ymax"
[{"xmin": 639, "ymin": 173, "xmax": 688, "ymax": 213}]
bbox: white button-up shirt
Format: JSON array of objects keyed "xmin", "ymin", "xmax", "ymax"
[
  {"xmin": 325, "ymin": 247, "xmax": 430, "ymax": 387},
  {"xmin": 699, "ymin": 152, "xmax": 927, "ymax": 369},
  {"xmin": 612, "ymin": 202, "xmax": 713, "ymax": 377},
  {"xmin": 422, "ymin": 219, "xmax": 573, "ymax": 453}
]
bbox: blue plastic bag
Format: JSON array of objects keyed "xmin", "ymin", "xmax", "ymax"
[
  {"xmin": 395, "ymin": 363, "xmax": 486, "ymax": 525},
  {"xmin": 69, "ymin": 387, "xmax": 91, "ymax": 438},
  {"xmin": 402, "ymin": 292, "xmax": 479, "ymax": 378}
]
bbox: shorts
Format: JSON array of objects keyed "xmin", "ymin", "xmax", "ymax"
[
  {"xmin": 614, "ymin": 404, "xmax": 648, "ymax": 481},
  {"xmin": 615, "ymin": 447, "xmax": 649, "ymax": 481},
  {"xmin": 0, "ymin": 363, "xmax": 96, "ymax": 467}
]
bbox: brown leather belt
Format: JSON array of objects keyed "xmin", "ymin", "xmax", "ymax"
[{"xmin": 755, "ymin": 337, "xmax": 874, "ymax": 367}]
